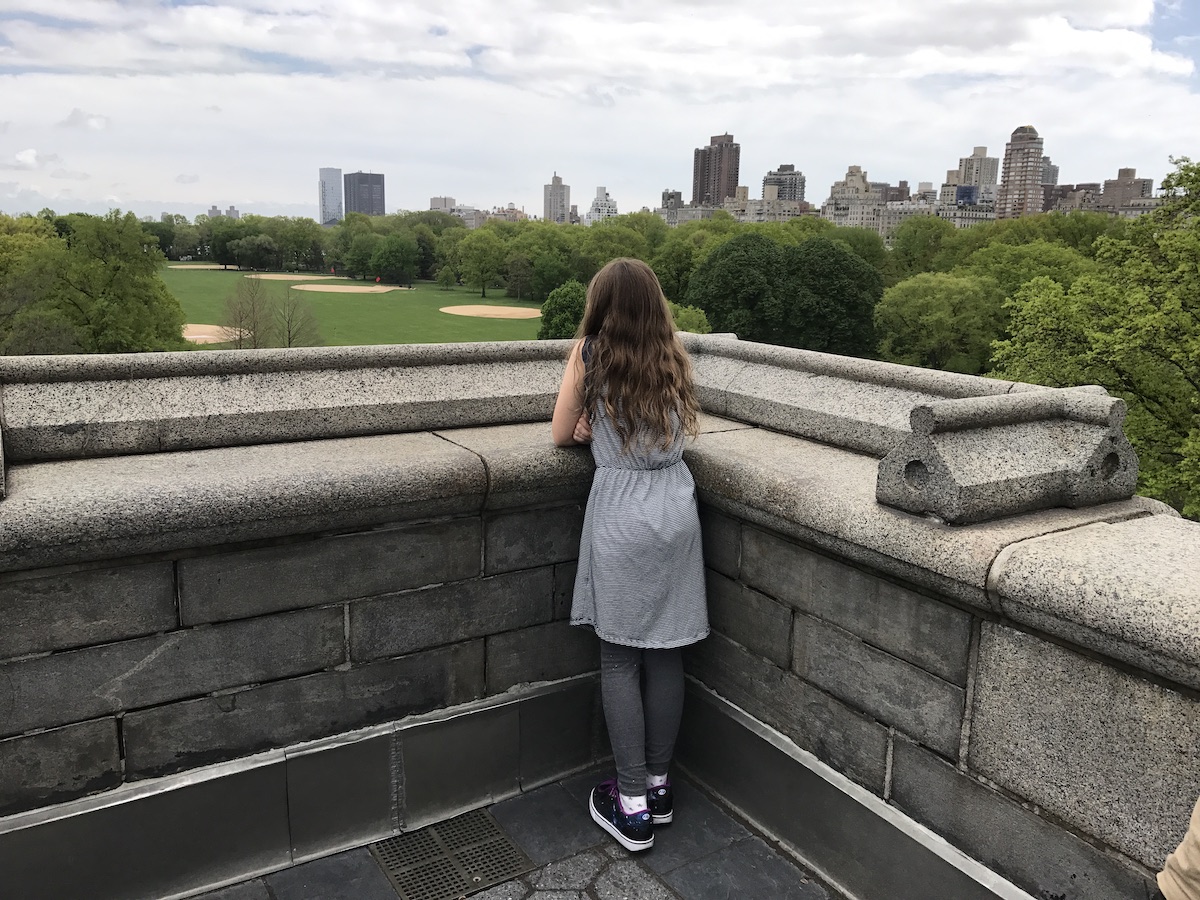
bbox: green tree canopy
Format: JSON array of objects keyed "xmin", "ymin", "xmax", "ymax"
[
  {"xmin": 538, "ymin": 279, "xmax": 587, "ymax": 339},
  {"xmin": 991, "ymin": 157, "xmax": 1200, "ymax": 516},
  {"xmin": 0, "ymin": 211, "xmax": 187, "ymax": 354},
  {"xmin": 875, "ymin": 272, "xmax": 1005, "ymax": 373},
  {"xmin": 370, "ymin": 232, "xmax": 419, "ymax": 284},
  {"xmin": 457, "ymin": 228, "xmax": 507, "ymax": 297}
]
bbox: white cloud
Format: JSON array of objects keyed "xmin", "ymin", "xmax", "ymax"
[
  {"xmin": 0, "ymin": 148, "xmax": 62, "ymax": 170},
  {"xmin": 51, "ymin": 169, "xmax": 91, "ymax": 181},
  {"xmin": 0, "ymin": 1, "xmax": 1193, "ymax": 217},
  {"xmin": 58, "ymin": 108, "xmax": 110, "ymax": 130}
]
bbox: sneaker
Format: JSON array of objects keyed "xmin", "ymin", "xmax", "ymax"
[
  {"xmin": 589, "ymin": 780, "xmax": 653, "ymax": 852},
  {"xmin": 648, "ymin": 780, "xmax": 673, "ymax": 825}
]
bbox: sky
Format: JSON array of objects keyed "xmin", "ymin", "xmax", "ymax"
[{"xmin": 0, "ymin": 0, "xmax": 1198, "ymax": 222}]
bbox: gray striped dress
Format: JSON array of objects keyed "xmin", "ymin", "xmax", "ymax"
[{"xmin": 570, "ymin": 383, "xmax": 709, "ymax": 649}]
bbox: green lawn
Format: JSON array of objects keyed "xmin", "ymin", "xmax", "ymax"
[{"xmin": 159, "ymin": 265, "xmax": 543, "ymax": 346}]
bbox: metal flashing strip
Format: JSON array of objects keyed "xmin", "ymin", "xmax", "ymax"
[
  {"xmin": 370, "ymin": 808, "xmax": 533, "ymax": 900},
  {"xmin": 684, "ymin": 680, "xmax": 1038, "ymax": 900}
]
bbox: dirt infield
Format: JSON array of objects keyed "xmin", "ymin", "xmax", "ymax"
[
  {"xmin": 292, "ymin": 284, "xmax": 400, "ymax": 294},
  {"xmin": 184, "ymin": 324, "xmax": 234, "ymax": 344},
  {"xmin": 440, "ymin": 305, "xmax": 542, "ymax": 319},
  {"xmin": 244, "ymin": 273, "xmax": 344, "ymax": 281}
]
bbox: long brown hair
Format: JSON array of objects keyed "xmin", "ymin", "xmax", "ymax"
[{"xmin": 576, "ymin": 258, "xmax": 699, "ymax": 451}]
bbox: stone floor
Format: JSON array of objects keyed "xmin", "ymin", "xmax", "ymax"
[{"xmin": 197, "ymin": 768, "xmax": 838, "ymax": 900}]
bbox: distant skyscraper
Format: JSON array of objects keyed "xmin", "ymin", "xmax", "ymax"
[
  {"xmin": 318, "ymin": 167, "xmax": 343, "ymax": 226},
  {"xmin": 959, "ymin": 147, "xmax": 999, "ymax": 191},
  {"xmin": 661, "ymin": 189, "xmax": 683, "ymax": 209},
  {"xmin": 762, "ymin": 164, "xmax": 805, "ymax": 202},
  {"xmin": 430, "ymin": 197, "xmax": 456, "ymax": 212},
  {"xmin": 996, "ymin": 126, "xmax": 1046, "ymax": 219},
  {"xmin": 1041, "ymin": 156, "xmax": 1059, "ymax": 186},
  {"xmin": 584, "ymin": 187, "xmax": 618, "ymax": 225},
  {"xmin": 544, "ymin": 173, "xmax": 570, "ymax": 224},
  {"xmin": 344, "ymin": 172, "xmax": 385, "ymax": 216},
  {"xmin": 692, "ymin": 133, "xmax": 740, "ymax": 205}
]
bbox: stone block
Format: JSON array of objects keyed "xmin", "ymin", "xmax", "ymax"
[
  {"xmin": 0, "ymin": 433, "xmax": 486, "ymax": 573},
  {"xmin": 553, "ymin": 561, "xmax": 577, "ymax": 620},
  {"xmin": 686, "ymin": 427, "xmax": 1156, "ymax": 609},
  {"xmin": 123, "ymin": 642, "xmax": 485, "ymax": 779},
  {"xmin": 0, "ymin": 344, "xmax": 567, "ymax": 461},
  {"xmin": 792, "ymin": 614, "xmax": 964, "ymax": 758},
  {"xmin": 877, "ymin": 390, "xmax": 1137, "ymax": 524},
  {"xmin": 0, "ymin": 562, "xmax": 176, "ymax": 660},
  {"xmin": 685, "ymin": 631, "xmax": 888, "ymax": 791},
  {"xmin": 970, "ymin": 623, "xmax": 1200, "ymax": 868},
  {"xmin": 706, "ymin": 570, "xmax": 791, "ymax": 668},
  {"xmin": 0, "ymin": 719, "xmax": 121, "ymax": 816},
  {"xmin": 434, "ymin": 422, "xmax": 594, "ymax": 510},
  {"xmin": 0, "ymin": 607, "xmax": 344, "ymax": 737},
  {"xmin": 698, "ymin": 505, "xmax": 740, "ymax": 578},
  {"xmin": 742, "ymin": 527, "xmax": 972, "ymax": 685},
  {"xmin": 991, "ymin": 515, "xmax": 1200, "ymax": 689},
  {"xmin": 350, "ymin": 567, "xmax": 554, "ymax": 661},
  {"xmin": 485, "ymin": 621, "xmax": 599, "ymax": 693},
  {"xmin": 891, "ymin": 735, "xmax": 1152, "ymax": 900},
  {"xmin": 484, "ymin": 505, "xmax": 584, "ymax": 575},
  {"xmin": 180, "ymin": 518, "xmax": 481, "ymax": 624}
]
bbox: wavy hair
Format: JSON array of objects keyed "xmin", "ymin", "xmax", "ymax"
[{"xmin": 576, "ymin": 258, "xmax": 699, "ymax": 451}]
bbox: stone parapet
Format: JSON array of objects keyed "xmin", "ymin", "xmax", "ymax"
[{"xmin": 0, "ymin": 337, "xmax": 1195, "ymax": 900}]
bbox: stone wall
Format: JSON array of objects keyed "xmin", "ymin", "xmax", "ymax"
[
  {"xmin": 1, "ymin": 338, "xmax": 1197, "ymax": 900},
  {"xmin": 685, "ymin": 505, "xmax": 1199, "ymax": 900},
  {"xmin": 0, "ymin": 495, "xmax": 595, "ymax": 816}
]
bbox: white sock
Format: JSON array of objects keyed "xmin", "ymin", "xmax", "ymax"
[
  {"xmin": 619, "ymin": 792, "xmax": 648, "ymax": 814},
  {"xmin": 647, "ymin": 773, "xmax": 669, "ymax": 788}
]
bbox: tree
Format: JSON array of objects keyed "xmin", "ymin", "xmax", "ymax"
[
  {"xmin": 959, "ymin": 239, "xmax": 1095, "ymax": 300},
  {"xmin": 829, "ymin": 227, "xmax": 888, "ymax": 279},
  {"xmin": 457, "ymin": 228, "xmax": 506, "ymax": 297},
  {"xmin": 538, "ymin": 280, "xmax": 586, "ymax": 339},
  {"xmin": 875, "ymin": 272, "xmax": 1005, "ymax": 373},
  {"xmin": 370, "ymin": 232, "xmax": 419, "ymax": 284},
  {"xmin": 343, "ymin": 232, "xmax": 383, "ymax": 280},
  {"xmin": 669, "ymin": 302, "xmax": 711, "ymax": 334},
  {"xmin": 221, "ymin": 275, "xmax": 275, "ymax": 348},
  {"xmin": 0, "ymin": 211, "xmax": 188, "ymax": 354},
  {"xmin": 889, "ymin": 215, "xmax": 957, "ymax": 280},
  {"xmin": 274, "ymin": 285, "xmax": 322, "ymax": 347},
  {"xmin": 685, "ymin": 232, "xmax": 784, "ymax": 341},
  {"xmin": 436, "ymin": 265, "xmax": 457, "ymax": 290},
  {"xmin": 505, "ymin": 252, "xmax": 533, "ymax": 300},
  {"xmin": 778, "ymin": 236, "xmax": 883, "ymax": 355},
  {"xmin": 575, "ymin": 224, "xmax": 648, "ymax": 282},
  {"xmin": 228, "ymin": 233, "xmax": 279, "ymax": 271},
  {"xmin": 991, "ymin": 157, "xmax": 1200, "ymax": 516}
]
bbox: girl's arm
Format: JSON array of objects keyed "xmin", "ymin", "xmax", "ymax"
[{"xmin": 552, "ymin": 340, "xmax": 591, "ymax": 446}]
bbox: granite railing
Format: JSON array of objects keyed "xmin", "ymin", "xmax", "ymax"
[{"xmin": 0, "ymin": 336, "xmax": 1196, "ymax": 900}]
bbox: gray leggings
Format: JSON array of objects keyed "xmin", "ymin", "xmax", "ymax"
[{"xmin": 600, "ymin": 640, "xmax": 685, "ymax": 796}]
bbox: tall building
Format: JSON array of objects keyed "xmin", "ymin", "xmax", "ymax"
[
  {"xmin": 584, "ymin": 187, "xmax": 618, "ymax": 225},
  {"xmin": 692, "ymin": 133, "xmax": 740, "ymax": 206},
  {"xmin": 318, "ymin": 168, "xmax": 343, "ymax": 226},
  {"xmin": 996, "ymin": 126, "xmax": 1046, "ymax": 219},
  {"xmin": 544, "ymin": 173, "xmax": 570, "ymax": 224},
  {"xmin": 430, "ymin": 196, "xmax": 455, "ymax": 212},
  {"xmin": 1102, "ymin": 168, "xmax": 1154, "ymax": 207},
  {"xmin": 762, "ymin": 164, "xmax": 806, "ymax": 202},
  {"xmin": 344, "ymin": 172, "xmax": 385, "ymax": 216},
  {"xmin": 1042, "ymin": 156, "xmax": 1059, "ymax": 186},
  {"xmin": 661, "ymin": 189, "xmax": 683, "ymax": 209},
  {"xmin": 959, "ymin": 147, "xmax": 999, "ymax": 192}
]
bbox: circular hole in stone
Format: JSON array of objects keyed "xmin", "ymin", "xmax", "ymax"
[
  {"xmin": 1101, "ymin": 452, "xmax": 1120, "ymax": 480},
  {"xmin": 904, "ymin": 460, "xmax": 929, "ymax": 490}
]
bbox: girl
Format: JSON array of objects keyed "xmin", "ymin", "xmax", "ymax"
[{"xmin": 552, "ymin": 257, "xmax": 709, "ymax": 852}]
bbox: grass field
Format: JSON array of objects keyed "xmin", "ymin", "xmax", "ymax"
[{"xmin": 159, "ymin": 265, "xmax": 543, "ymax": 346}]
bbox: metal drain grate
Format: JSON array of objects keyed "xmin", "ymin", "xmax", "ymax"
[{"xmin": 370, "ymin": 809, "xmax": 534, "ymax": 900}]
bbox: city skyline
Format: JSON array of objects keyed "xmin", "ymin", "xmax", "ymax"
[{"xmin": 1, "ymin": 1, "xmax": 1198, "ymax": 220}]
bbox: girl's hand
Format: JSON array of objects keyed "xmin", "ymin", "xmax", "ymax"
[{"xmin": 573, "ymin": 410, "xmax": 592, "ymax": 444}]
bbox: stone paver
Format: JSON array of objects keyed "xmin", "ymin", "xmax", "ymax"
[{"xmin": 196, "ymin": 769, "xmax": 842, "ymax": 900}]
